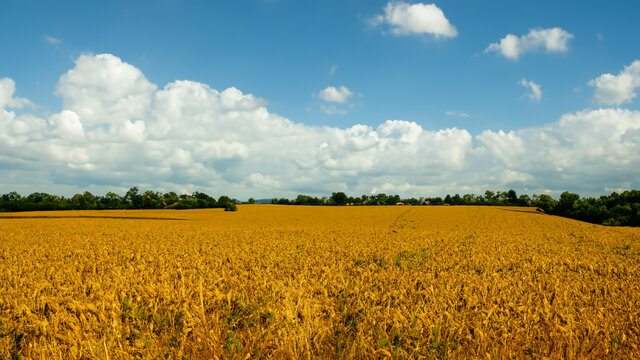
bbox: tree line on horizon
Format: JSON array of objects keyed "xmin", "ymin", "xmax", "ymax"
[
  {"xmin": 277, "ymin": 189, "xmax": 640, "ymax": 226},
  {"xmin": 1, "ymin": 188, "xmax": 639, "ymax": 226},
  {"xmin": 0, "ymin": 187, "xmax": 239, "ymax": 212}
]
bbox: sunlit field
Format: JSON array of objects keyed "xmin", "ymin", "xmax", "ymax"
[{"xmin": 1, "ymin": 206, "xmax": 639, "ymax": 359}]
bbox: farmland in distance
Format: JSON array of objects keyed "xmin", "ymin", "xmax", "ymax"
[{"xmin": 0, "ymin": 205, "xmax": 639, "ymax": 359}]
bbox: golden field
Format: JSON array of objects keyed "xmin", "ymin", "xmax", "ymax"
[{"xmin": 0, "ymin": 205, "xmax": 639, "ymax": 359}]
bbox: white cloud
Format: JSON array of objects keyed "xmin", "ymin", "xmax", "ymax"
[
  {"xmin": 317, "ymin": 85, "xmax": 354, "ymax": 115},
  {"xmin": 248, "ymin": 172, "xmax": 281, "ymax": 189},
  {"xmin": 0, "ymin": 78, "xmax": 32, "ymax": 109},
  {"xmin": 43, "ymin": 35, "xmax": 62, "ymax": 45},
  {"xmin": 485, "ymin": 27, "xmax": 574, "ymax": 60},
  {"xmin": 371, "ymin": 1, "xmax": 457, "ymax": 38},
  {"xmin": 117, "ymin": 119, "xmax": 146, "ymax": 143},
  {"xmin": 2, "ymin": 54, "xmax": 640, "ymax": 198},
  {"xmin": 445, "ymin": 111, "xmax": 469, "ymax": 118},
  {"xmin": 588, "ymin": 60, "xmax": 640, "ymax": 106},
  {"xmin": 48, "ymin": 110, "xmax": 85, "ymax": 140},
  {"xmin": 477, "ymin": 109, "xmax": 640, "ymax": 178},
  {"xmin": 317, "ymin": 86, "xmax": 353, "ymax": 103},
  {"xmin": 519, "ymin": 78, "xmax": 542, "ymax": 101},
  {"xmin": 56, "ymin": 53, "xmax": 157, "ymax": 127}
]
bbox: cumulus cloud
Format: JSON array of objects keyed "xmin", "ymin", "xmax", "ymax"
[
  {"xmin": 2, "ymin": 54, "xmax": 640, "ymax": 198},
  {"xmin": 56, "ymin": 54, "xmax": 157, "ymax": 127},
  {"xmin": 485, "ymin": 27, "xmax": 574, "ymax": 60},
  {"xmin": 519, "ymin": 78, "xmax": 542, "ymax": 101},
  {"xmin": 48, "ymin": 110, "xmax": 85, "ymax": 140},
  {"xmin": 477, "ymin": 108, "xmax": 640, "ymax": 182},
  {"xmin": 588, "ymin": 60, "xmax": 640, "ymax": 106},
  {"xmin": 317, "ymin": 86, "xmax": 353, "ymax": 103},
  {"xmin": 317, "ymin": 85, "xmax": 353, "ymax": 115},
  {"xmin": 0, "ymin": 78, "xmax": 32, "ymax": 109},
  {"xmin": 371, "ymin": 1, "xmax": 457, "ymax": 38}
]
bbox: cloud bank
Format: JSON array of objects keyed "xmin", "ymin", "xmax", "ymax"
[{"xmin": 1, "ymin": 54, "xmax": 640, "ymax": 198}]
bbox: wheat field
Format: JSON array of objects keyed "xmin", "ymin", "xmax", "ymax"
[{"xmin": 0, "ymin": 205, "xmax": 639, "ymax": 359}]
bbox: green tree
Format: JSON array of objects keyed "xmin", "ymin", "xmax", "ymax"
[
  {"xmin": 72, "ymin": 191, "xmax": 96, "ymax": 210},
  {"xmin": 373, "ymin": 193, "xmax": 389, "ymax": 205},
  {"xmin": 556, "ymin": 192, "xmax": 580, "ymax": 215},
  {"xmin": 99, "ymin": 192, "xmax": 123, "ymax": 209},
  {"xmin": 330, "ymin": 192, "xmax": 348, "ymax": 206},
  {"xmin": 484, "ymin": 190, "xmax": 495, "ymax": 204},
  {"xmin": 142, "ymin": 191, "xmax": 162, "ymax": 209},
  {"xmin": 163, "ymin": 192, "xmax": 179, "ymax": 207},
  {"xmin": 125, "ymin": 187, "xmax": 143, "ymax": 209},
  {"xmin": 517, "ymin": 194, "xmax": 531, "ymax": 206},
  {"xmin": 532, "ymin": 194, "xmax": 556, "ymax": 213},
  {"xmin": 0, "ymin": 192, "xmax": 22, "ymax": 211},
  {"xmin": 386, "ymin": 194, "xmax": 401, "ymax": 205},
  {"xmin": 217, "ymin": 196, "xmax": 232, "ymax": 208},
  {"xmin": 462, "ymin": 194, "xmax": 475, "ymax": 204},
  {"xmin": 193, "ymin": 192, "xmax": 216, "ymax": 208}
]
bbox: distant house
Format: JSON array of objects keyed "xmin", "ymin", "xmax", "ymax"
[
  {"xmin": 396, "ymin": 202, "xmax": 404, "ymax": 206},
  {"xmin": 424, "ymin": 200, "xmax": 431, "ymax": 205}
]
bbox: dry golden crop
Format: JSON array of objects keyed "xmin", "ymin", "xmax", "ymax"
[{"xmin": 0, "ymin": 205, "xmax": 639, "ymax": 359}]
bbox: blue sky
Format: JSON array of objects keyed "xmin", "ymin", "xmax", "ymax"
[{"xmin": 1, "ymin": 0, "xmax": 640, "ymax": 198}]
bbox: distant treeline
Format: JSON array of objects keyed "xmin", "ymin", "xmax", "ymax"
[
  {"xmin": 272, "ymin": 190, "xmax": 640, "ymax": 227},
  {"xmin": 271, "ymin": 190, "xmax": 528, "ymax": 207},
  {"xmin": 0, "ymin": 187, "xmax": 239, "ymax": 211},
  {"xmin": 1, "ymin": 188, "xmax": 639, "ymax": 226}
]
